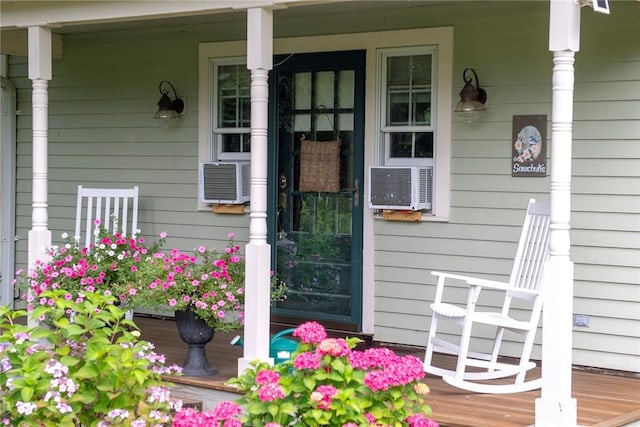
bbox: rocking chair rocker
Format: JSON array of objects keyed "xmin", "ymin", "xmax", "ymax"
[{"xmin": 423, "ymin": 199, "xmax": 551, "ymax": 394}]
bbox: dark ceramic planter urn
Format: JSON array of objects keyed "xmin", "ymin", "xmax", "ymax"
[{"xmin": 174, "ymin": 309, "xmax": 218, "ymax": 376}]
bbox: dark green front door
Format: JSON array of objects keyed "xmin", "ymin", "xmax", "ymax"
[{"xmin": 269, "ymin": 51, "xmax": 365, "ymax": 330}]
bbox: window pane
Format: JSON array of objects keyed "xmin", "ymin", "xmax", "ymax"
[
  {"xmin": 387, "ymin": 56, "xmax": 410, "ymax": 87},
  {"xmin": 390, "ymin": 133, "xmax": 413, "ymax": 158},
  {"xmin": 217, "ymin": 63, "xmax": 250, "ymax": 129},
  {"xmin": 242, "ymin": 133, "xmax": 251, "ymax": 153},
  {"xmin": 412, "ymin": 92, "xmax": 430, "ymax": 126},
  {"xmin": 240, "ymin": 97, "xmax": 251, "ymax": 127},
  {"xmin": 389, "ymin": 92, "xmax": 409, "ymax": 125},
  {"xmin": 218, "ymin": 65, "xmax": 238, "ymax": 89},
  {"xmin": 415, "ymin": 132, "xmax": 434, "ymax": 158},
  {"xmin": 221, "ymin": 98, "xmax": 237, "ymax": 125},
  {"xmin": 411, "ymin": 55, "xmax": 432, "ymax": 86},
  {"xmin": 221, "ymin": 133, "xmax": 251, "ymax": 153},
  {"xmin": 222, "ymin": 134, "xmax": 241, "ymax": 153}
]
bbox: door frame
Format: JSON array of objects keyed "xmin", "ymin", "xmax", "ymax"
[
  {"xmin": 1, "ymin": 75, "xmax": 17, "ymax": 307},
  {"xmin": 267, "ymin": 50, "xmax": 366, "ymax": 331}
]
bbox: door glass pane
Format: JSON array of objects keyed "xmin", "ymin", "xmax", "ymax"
[
  {"xmin": 339, "ymin": 71, "xmax": 355, "ymax": 108},
  {"xmin": 339, "ymin": 113, "xmax": 354, "ymax": 131},
  {"xmin": 295, "ymin": 72, "xmax": 311, "ymax": 110},
  {"xmin": 294, "ymin": 114, "xmax": 311, "ymax": 132},
  {"xmin": 314, "ymin": 71, "xmax": 335, "ymax": 108}
]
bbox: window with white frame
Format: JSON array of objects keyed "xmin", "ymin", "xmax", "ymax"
[
  {"xmin": 211, "ymin": 58, "xmax": 251, "ymax": 161},
  {"xmin": 380, "ymin": 47, "xmax": 435, "ymax": 168},
  {"xmin": 373, "ymin": 45, "xmax": 447, "ymax": 217}
]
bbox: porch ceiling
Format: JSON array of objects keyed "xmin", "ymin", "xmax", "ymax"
[
  {"xmin": 1, "ymin": 0, "xmax": 442, "ymax": 56},
  {"xmin": 0, "ymin": 1, "xmax": 438, "ymax": 34}
]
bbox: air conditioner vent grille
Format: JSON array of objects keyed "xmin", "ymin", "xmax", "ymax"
[
  {"xmin": 368, "ymin": 166, "xmax": 433, "ymax": 211},
  {"xmin": 199, "ymin": 162, "xmax": 250, "ymax": 204},
  {"xmin": 370, "ymin": 168, "xmax": 414, "ymax": 207}
]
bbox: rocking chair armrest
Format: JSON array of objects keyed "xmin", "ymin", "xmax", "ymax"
[
  {"xmin": 466, "ymin": 277, "xmax": 540, "ymax": 299},
  {"xmin": 431, "ymin": 271, "xmax": 479, "ymax": 283}
]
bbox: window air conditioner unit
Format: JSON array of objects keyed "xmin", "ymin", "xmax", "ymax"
[
  {"xmin": 199, "ymin": 162, "xmax": 251, "ymax": 204},
  {"xmin": 368, "ymin": 166, "xmax": 433, "ymax": 211}
]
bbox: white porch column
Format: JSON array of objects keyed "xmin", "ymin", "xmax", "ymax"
[
  {"xmin": 535, "ymin": 1, "xmax": 579, "ymax": 425},
  {"xmin": 238, "ymin": 7, "xmax": 274, "ymax": 375},
  {"xmin": 27, "ymin": 27, "xmax": 52, "ymax": 284}
]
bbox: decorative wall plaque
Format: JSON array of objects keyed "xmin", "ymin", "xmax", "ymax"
[{"xmin": 512, "ymin": 115, "xmax": 547, "ymax": 177}]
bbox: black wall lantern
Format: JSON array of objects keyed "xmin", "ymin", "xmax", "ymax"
[
  {"xmin": 454, "ymin": 68, "xmax": 488, "ymax": 123},
  {"xmin": 154, "ymin": 80, "xmax": 184, "ymax": 125}
]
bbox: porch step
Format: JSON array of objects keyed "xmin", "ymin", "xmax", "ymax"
[{"xmin": 172, "ymin": 394, "xmax": 203, "ymax": 411}]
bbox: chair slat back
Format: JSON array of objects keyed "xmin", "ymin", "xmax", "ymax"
[
  {"xmin": 74, "ymin": 186, "xmax": 139, "ymax": 248},
  {"xmin": 509, "ymin": 199, "xmax": 551, "ymax": 292}
]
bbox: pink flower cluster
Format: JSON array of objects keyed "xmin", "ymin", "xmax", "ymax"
[
  {"xmin": 292, "ymin": 320, "xmax": 327, "ymax": 343},
  {"xmin": 172, "ymin": 401, "xmax": 242, "ymax": 427},
  {"xmin": 254, "ymin": 369, "xmax": 286, "ymax": 402},
  {"xmin": 310, "ymin": 385, "xmax": 337, "ymax": 410},
  {"xmin": 349, "ymin": 348, "xmax": 426, "ymax": 392},
  {"xmin": 29, "ymin": 231, "xmax": 150, "ymax": 303}
]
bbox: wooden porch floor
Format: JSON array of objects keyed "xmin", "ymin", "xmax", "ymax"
[{"xmin": 136, "ymin": 315, "xmax": 640, "ymax": 427}]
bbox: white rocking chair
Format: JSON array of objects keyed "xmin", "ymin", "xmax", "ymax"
[
  {"xmin": 74, "ymin": 185, "xmax": 139, "ymax": 248},
  {"xmin": 423, "ymin": 199, "xmax": 551, "ymax": 394}
]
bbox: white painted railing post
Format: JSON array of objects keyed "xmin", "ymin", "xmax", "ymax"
[
  {"xmin": 535, "ymin": 1, "xmax": 579, "ymax": 425},
  {"xmin": 27, "ymin": 27, "xmax": 53, "ymax": 325},
  {"xmin": 238, "ymin": 7, "xmax": 274, "ymax": 376}
]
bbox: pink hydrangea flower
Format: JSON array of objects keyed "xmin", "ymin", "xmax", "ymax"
[
  {"xmin": 316, "ymin": 338, "xmax": 350, "ymax": 357},
  {"xmin": 211, "ymin": 400, "xmax": 241, "ymax": 420},
  {"xmin": 406, "ymin": 414, "xmax": 439, "ymax": 427},
  {"xmin": 293, "ymin": 321, "xmax": 327, "ymax": 344},
  {"xmin": 293, "ymin": 351, "xmax": 321, "ymax": 370},
  {"xmin": 256, "ymin": 369, "xmax": 280, "ymax": 385},
  {"xmin": 257, "ymin": 383, "xmax": 285, "ymax": 402}
]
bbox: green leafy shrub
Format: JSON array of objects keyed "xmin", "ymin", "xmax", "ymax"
[{"xmin": 0, "ymin": 289, "xmax": 182, "ymax": 426}]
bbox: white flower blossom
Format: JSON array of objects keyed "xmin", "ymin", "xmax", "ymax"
[{"xmin": 16, "ymin": 401, "xmax": 37, "ymax": 415}]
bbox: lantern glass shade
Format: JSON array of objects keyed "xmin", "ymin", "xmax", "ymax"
[
  {"xmin": 453, "ymin": 68, "xmax": 487, "ymax": 123},
  {"xmin": 154, "ymin": 81, "xmax": 184, "ymax": 126}
]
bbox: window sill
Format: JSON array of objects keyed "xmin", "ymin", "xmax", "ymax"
[{"xmin": 372, "ymin": 211, "xmax": 449, "ymax": 223}]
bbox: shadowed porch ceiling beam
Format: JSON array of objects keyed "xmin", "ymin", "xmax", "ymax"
[{"xmin": 0, "ymin": 29, "xmax": 63, "ymax": 58}]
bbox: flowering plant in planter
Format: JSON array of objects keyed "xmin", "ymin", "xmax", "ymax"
[
  {"xmin": 135, "ymin": 232, "xmax": 288, "ymax": 332},
  {"xmin": 0, "ymin": 289, "xmax": 183, "ymax": 426},
  {"xmin": 173, "ymin": 321, "xmax": 438, "ymax": 427},
  {"xmin": 26, "ymin": 224, "xmax": 164, "ymax": 311}
]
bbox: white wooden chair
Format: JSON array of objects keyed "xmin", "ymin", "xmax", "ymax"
[
  {"xmin": 74, "ymin": 185, "xmax": 139, "ymax": 248},
  {"xmin": 423, "ymin": 199, "xmax": 551, "ymax": 394}
]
